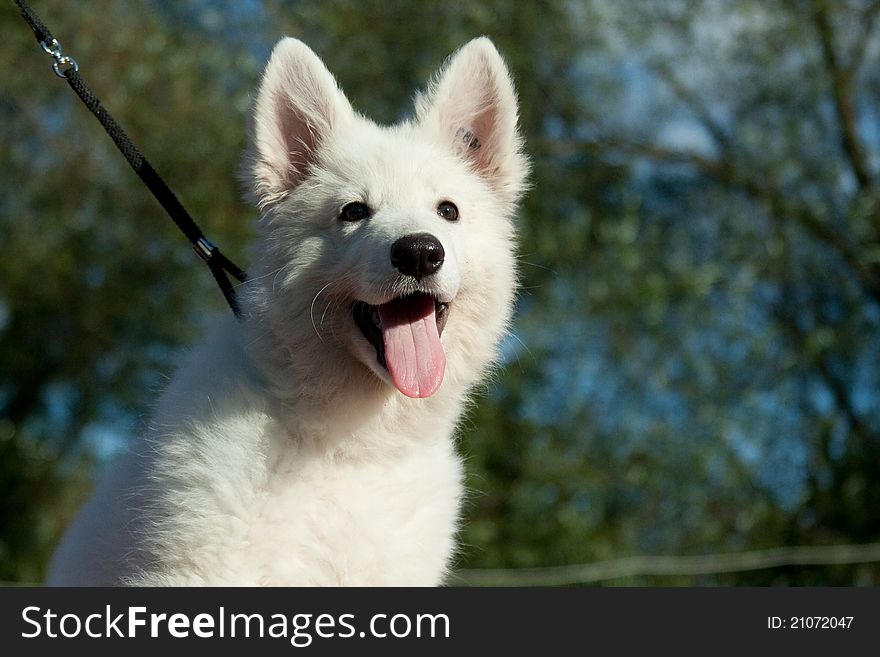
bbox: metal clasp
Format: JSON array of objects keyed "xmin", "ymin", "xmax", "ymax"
[
  {"xmin": 39, "ymin": 37, "xmax": 78, "ymax": 79},
  {"xmin": 193, "ymin": 237, "xmax": 216, "ymax": 263}
]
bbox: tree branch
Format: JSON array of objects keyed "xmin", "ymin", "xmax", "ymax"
[
  {"xmin": 770, "ymin": 301, "xmax": 868, "ymax": 438},
  {"xmin": 849, "ymin": 0, "xmax": 880, "ymax": 75},
  {"xmin": 453, "ymin": 542, "xmax": 880, "ymax": 585},
  {"xmin": 647, "ymin": 61, "xmax": 732, "ymax": 153},
  {"xmin": 590, "ymin": 139, "xmax": 880, "ymax": 307},
  {"xmin": 811, "ymin": 0, "xmax": 874, "ymax": 192}
]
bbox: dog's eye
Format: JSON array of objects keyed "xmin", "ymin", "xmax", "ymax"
[
  {"xmin": 340, "ymin": 202, "xmax": 371, "ymax": 222},
  {"xmin": 437, "ymin": 201, "xmax": 459, "ymax": 222}
]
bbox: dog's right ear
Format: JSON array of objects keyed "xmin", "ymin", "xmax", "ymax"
[{"xmin": 244, "ymin": 38, "xmax": 353, "ymax": 208}]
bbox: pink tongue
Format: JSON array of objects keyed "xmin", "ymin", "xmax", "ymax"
[{"xmin": 377, "ymin": 295, "xmax": 446, "ymax": 398}]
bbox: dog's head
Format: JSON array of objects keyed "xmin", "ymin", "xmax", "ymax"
[{"xmin": 243, "ymin": 37, "xmax": 528, "ymax": 400}]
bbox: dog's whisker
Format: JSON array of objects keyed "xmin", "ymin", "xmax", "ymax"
[
  {"xmin": 508, "ymin": 331, "xmax": 534, "ymax": 360},
  {"xmin": 309, "ymin": 281, "xmax": 336, "ymax": 341},
  {"xmin": 245, "ymin": 263, "xmax": 289, "ymax": 285},
  {"xmin": 319, "ymin": 297, "xmax": 337, "ymax": 330},
  {"xmin": 272, "ymin": 262, "xmax": 295, "ymax": 293},
  {"xmin": 516, "ymin": 258, "xmax": 556, "ymax": 274}
]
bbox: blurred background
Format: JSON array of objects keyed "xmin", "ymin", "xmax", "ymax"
[{"xmin": 2, "ymin": 0, "xmax": 880, "ymax": 585}]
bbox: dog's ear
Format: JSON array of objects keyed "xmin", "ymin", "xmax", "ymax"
[
  {"xmin": 416, "ymin": 37, "xmax": 529, "ymax": 207},
  {"xmin": 245, "ymin": 38, "xmax": 352, "ymax": 208}
]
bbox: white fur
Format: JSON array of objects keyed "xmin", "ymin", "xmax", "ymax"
[{"xmin": 47, "ymin": 36, "xmax": 528, "ymax": 586}]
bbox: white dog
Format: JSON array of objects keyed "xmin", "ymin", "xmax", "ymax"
[{"xmin": 48, "ymin": 36, "xmax": 528, "ymax": 586}]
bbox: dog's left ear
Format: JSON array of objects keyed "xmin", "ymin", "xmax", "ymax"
[{"xmin": 417, "ymin": 37, "xmax": 529, "ymax": 207}]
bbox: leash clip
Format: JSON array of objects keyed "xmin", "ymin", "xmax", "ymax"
[
  {"xmin": 193, "ymin": 236, "xmax": 217, "ymax": 263},
  {"xmin": 39, "ymin": 37, "xmax": 78, "ymax": 78}
]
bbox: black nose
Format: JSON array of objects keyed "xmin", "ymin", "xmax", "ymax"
[{"xmin": 390, "ymin": 233, "xmax": 445, "ymax": 280}]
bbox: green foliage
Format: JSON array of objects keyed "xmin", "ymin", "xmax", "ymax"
[{"xmin": 1, "ymin": 0, "xmax": 879, "ymax": 584}]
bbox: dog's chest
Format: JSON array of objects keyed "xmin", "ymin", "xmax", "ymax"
[{"xmin": 239, "ymin": 437, "xmax": 463, "ymax": 585}]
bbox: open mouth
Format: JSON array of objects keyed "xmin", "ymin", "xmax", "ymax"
[{"xmin": 352, "ymin": 292, "xmax": 450, "ymax": 398}]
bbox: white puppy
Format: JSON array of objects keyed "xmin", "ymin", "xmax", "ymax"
[{"xmin": 48, "ymin": 36, "xmax": 528, "ymax": 586}]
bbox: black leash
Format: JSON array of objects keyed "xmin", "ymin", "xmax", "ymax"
[{"xmin": 13, "ymin": 0, "xmax": 247, "ymax": 316}]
